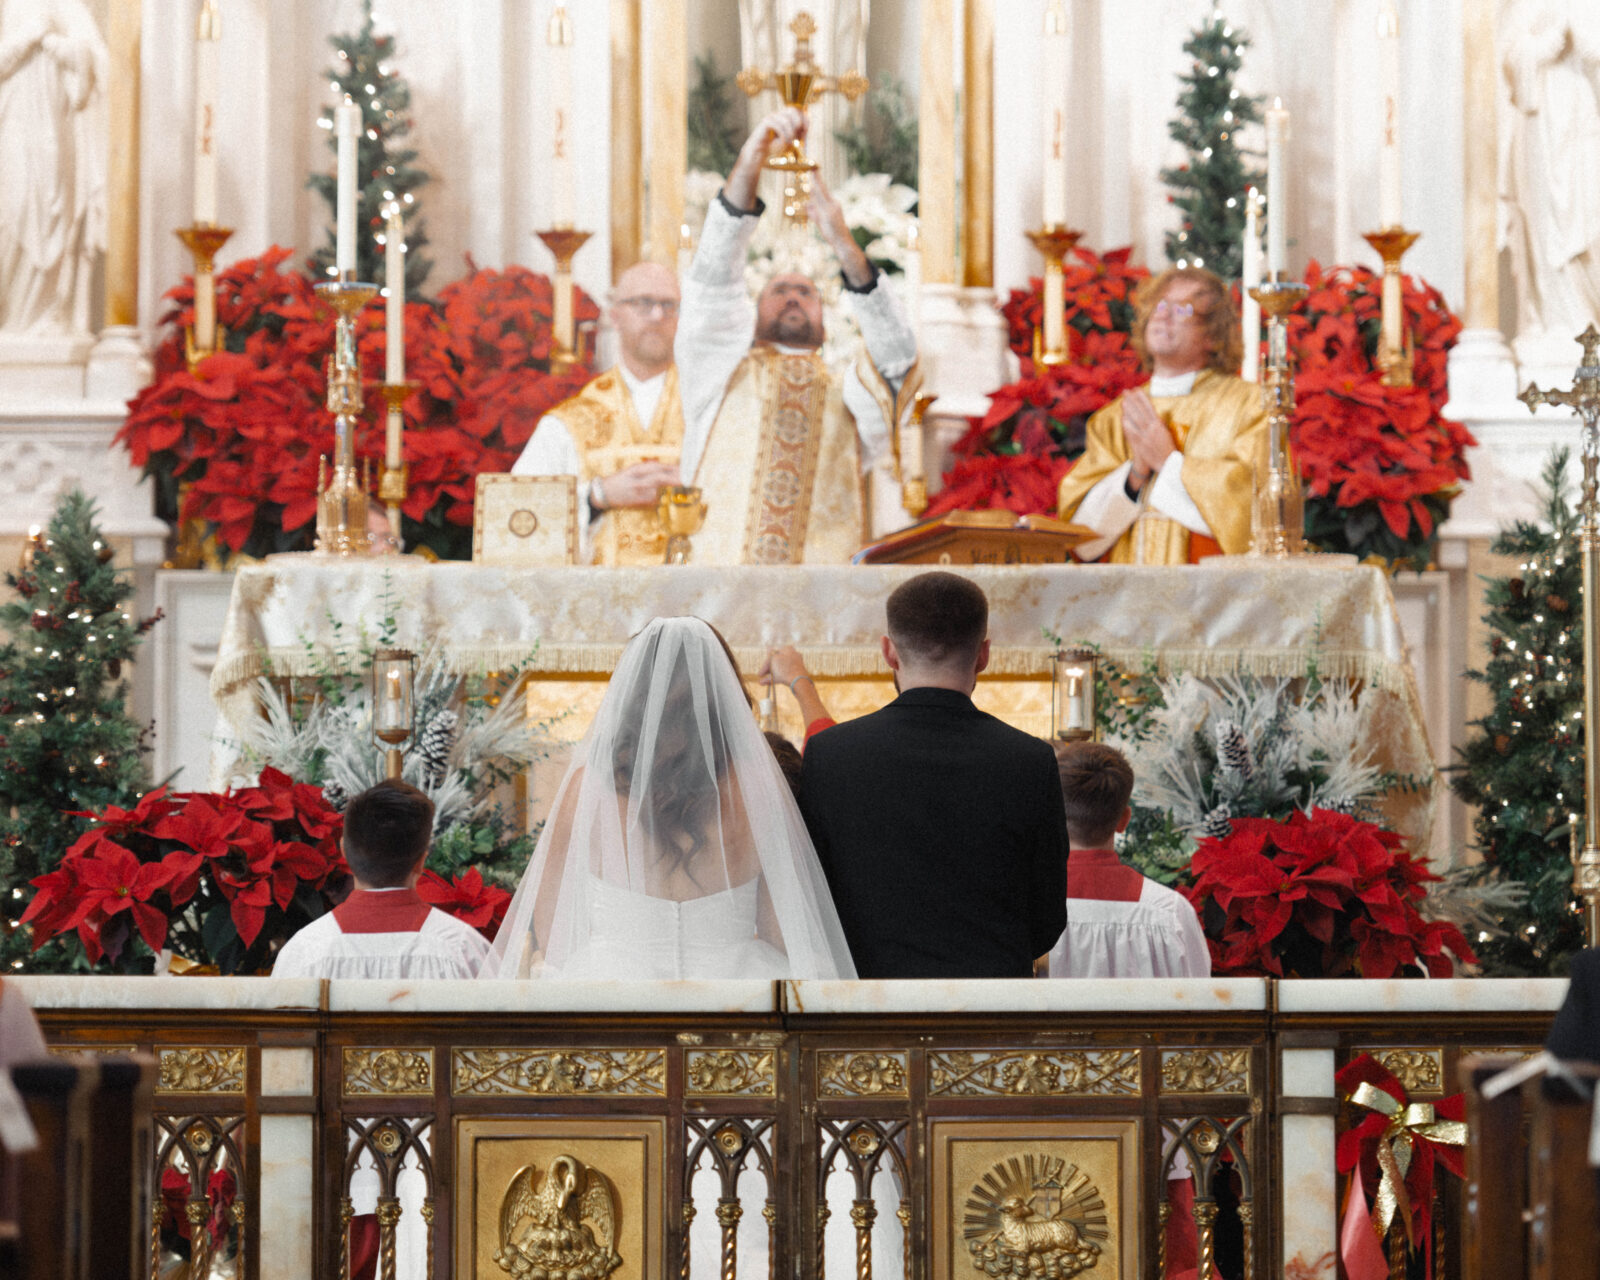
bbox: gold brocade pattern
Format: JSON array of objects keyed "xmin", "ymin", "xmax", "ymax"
[
  {"xmin": 1056, "ymin": 370, "xmax": 1268, "ymax": 563},
  {"xmin": 554, "ymin": 366, "xmax": 684, "ymax": 566},
  {"xmin": 744, "ymin": 351, "xmax": 830, "ymax": 563}
]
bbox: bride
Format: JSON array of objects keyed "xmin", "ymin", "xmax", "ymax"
[{"xmin": 481, "ymin": 617, "xmax": 856, "ymax": 980}]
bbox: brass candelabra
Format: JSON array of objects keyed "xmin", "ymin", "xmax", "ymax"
[
  {"xmin": 1025, "ymin": 226, "xmax": 1083, "ymax": 366},
  {"xmin": 1361, "ymin": 226, "xmax": 1421, "ymax": 387},
  {"xmin": 1519, "ymin": 324, "xmax": 1600, "ymax": 945},
  {"xmin": 312, "ymin": 276, "xmax": 379, "ymax": 556},
  {"xmin": 1247, "ymin": 274, "xmax": 1310, "ymax": 556}
]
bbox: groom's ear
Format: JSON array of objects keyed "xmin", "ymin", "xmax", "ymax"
[
  {"xmin": 881, "ymin": 635, "xmax": 901, "ymax": 671},
  {"xmin": 973, "ymin": 637, "xmax": 991, "ymax": 676}
]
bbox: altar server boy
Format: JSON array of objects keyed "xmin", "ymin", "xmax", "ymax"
[
  {"xmin": 1045, "ymin": 742, "xmax": 1210, "ymax": 978},
  {"xmin": 272, "ymin": 780, "xmax": 491, "ymax": 979}
]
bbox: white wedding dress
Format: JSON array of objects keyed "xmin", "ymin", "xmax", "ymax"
[{"xmin": 482, "ymin": 617, "xmax": 855, "ymax": 981}]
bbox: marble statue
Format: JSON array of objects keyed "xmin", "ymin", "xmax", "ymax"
[{"xmin": 0, "ymin": 0, "xmax": 108, "ymax": 336}]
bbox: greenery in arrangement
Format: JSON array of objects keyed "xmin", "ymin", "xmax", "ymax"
[
  {"xmin": 1452, "ymin": 449, "xmax": 1588, "ymax": 975},
  {"xmin": 1159, "ymin": 11, "xmax": 1266, "ymax": 280},
  {"xmin": 0, "ymin": 492, "xmax": 160, "ymax": 971},
  {"xmin": 307, "ymin": 0, "xmax": 433, "ymax": 292},
  {"xmin": 687, "ymin": 52, "xmax": 744, "ymax": 175},
  {"xmin": 834, "ymin": 76, "xmax": 919, "ymax": 193}
]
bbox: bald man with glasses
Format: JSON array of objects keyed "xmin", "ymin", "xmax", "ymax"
[
  {"xmin": 1056, "ymin": 267, "xmax": 1267, "ymax": 565},
  {"xmin": 512, "ymin": 261, "xmax": 687, "ymax": 564}
]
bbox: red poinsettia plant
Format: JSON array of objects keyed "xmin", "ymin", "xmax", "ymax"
[
  {"xmin": 934, "ymin": 252, "xmax": 1474, "ymax": 570},
  {"xmin": 20, "ymin": 769, "xmax": 512, "ymax": 974},
  {"xmin": 1181, "ymin": 808, "xmax": 1475, "ymax": 978},
  {"xmin": 117, "ymin": 249, "xmax": 599, "ymax": 561}
]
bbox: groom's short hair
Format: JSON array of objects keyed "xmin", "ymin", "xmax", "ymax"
[
  {"xmin": 343, "ymin": 780, "xmax": 435, "ymax": 887},
  {"xmin": 1054, "ymin": 741, "xmax": 1134, "ymax": 847},
  {"xmin": 886, "ymin": 572, "xmax": 988, "ymax": 667}
]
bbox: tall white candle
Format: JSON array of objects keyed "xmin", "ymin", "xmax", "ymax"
[
  {"xmin": 335, "ymin": 96, "xmax": 361, "ymax": 275},
  {"xmin": 549, "ymin": 6, "xmax": 575, "ymax": 228},
  {"xmin": 904, "ymin": 220, "xmax": 923, "ymax": 342},
  {"xmin": 192, "ymin": 1, "xmax": 220, "ymax": 225},
  {"xmin": 384, "ymin": 204, "xmax": 405, "ymax": 385},
  {"xmin": 1265, "ymin": 97, "xmax": 1289, "ymax": 275},
  {"xmin": 1041, "ymin": 1, "xmax": 1069, "ymax": 227},
  {"xmin": 1043, "ymin": 263, "xmax": 1065, "ymax": 358},
  {"xmin": 1241, "ymin": 189, "xmax": 1262, "ymax": 382},
  {"xmin": 1377, "ymin": 0, "xmax": 1403, "ymax": 227}
]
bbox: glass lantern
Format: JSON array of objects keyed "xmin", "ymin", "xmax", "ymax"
[
  {"xmin": 1051, "ymin": 646, "xmax": 1097, "ymax": 742},
  {"xmin": 371, "ymin": 648, "xmax": 417, "ymax": 779}
]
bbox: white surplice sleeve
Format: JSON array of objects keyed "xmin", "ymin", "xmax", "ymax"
[
  {"xmin": 677, "ymin": 197, "xmax": 761, "ymax": 481},
  {"xmin": 1147, "ymin": 452, "xmax": 1215, "ymax": 537},
  {"xmin": 510, "ymin": 413, "xmax": 597, "ymax": 564},
  {"xmin": 1071, "ymin": 462, "xmax": 1141, "ymax": 561}
]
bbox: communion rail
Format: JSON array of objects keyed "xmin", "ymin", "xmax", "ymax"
[{"xmin": 15, "ymin": 975, "xmax": 1564, "ymax": 1280}]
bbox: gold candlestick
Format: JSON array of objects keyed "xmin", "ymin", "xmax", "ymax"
[
  {"xmin": 657, "ymin": 485, "xmax": 707, "ymax": 565},
  {"xmin": 1025, "ymin": 226, "xmax": 1083, "ymax": 366},
  {"xmin": 535, "ymin": 227, "xmax": 593, "ymax": 373},
  {"xmin": 312, "ymin": 276, "xmax": 379, "ymax": 556},
  {"xmin": 1247, "ymin": 273, "xmax": 1310, "ymax": 556},
  {"xmin": 898, "ymin": 391, "xmax": 937, "ymax": 517},
  {"xmin": 1520, "ymin": 324, "xmax": 1600, "ymax": 945},
  {"xmin": 175, "ymin": 224, "xmax": 234, "ymax": 370},
  {"xmin": 737, "ymin": 13, "xmax": 870, "ymax": 224},
  {"xmin": 378, "ymin": 381, "xmax": 418, "ymax": 551},
  {"xmin": 1361, "ymin": 226, "xmax": 1421, "ymax": 387}
]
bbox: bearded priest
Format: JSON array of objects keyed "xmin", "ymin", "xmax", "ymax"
[
  {"xmin": 676, "ymin": 107, "xmax": 919, "ymax": 564},
  {"xmin": 1056, "ymin": 268, "xmax": 1266, "ymax": 564}
]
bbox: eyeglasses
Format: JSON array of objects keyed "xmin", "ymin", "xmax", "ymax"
[
  {"xmin": 616, "ymin": 296, "xmax": 680, "ymax": 317},
  {"xmin": 1153, "ymin": 299, "xmax": 1197, "ymax": 319}
]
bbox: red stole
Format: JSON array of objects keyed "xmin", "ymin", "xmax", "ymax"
[
  {"xmin": 1066, "ymin": 847, "xmax": 1144, "ymax": 901},
  {"xmin": 332, "ymin": 888, "xmax": 431, "ymax": 934}
]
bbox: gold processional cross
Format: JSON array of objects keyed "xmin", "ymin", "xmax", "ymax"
[
  {"xmin": 1520, "ymin": 324, "xmax": 1600, "ymax": 944},
  {"xmin": 736, "ymin": 12, "xmax": 870, "ymax": 223}
]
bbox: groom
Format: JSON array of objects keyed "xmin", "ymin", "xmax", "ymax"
[{"xmin": 800, "ymin": 572, "xmax": 1069, "ymax": 977}]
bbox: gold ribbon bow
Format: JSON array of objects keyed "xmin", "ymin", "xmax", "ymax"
[{"xmin": 1348, "ymin": 1081, "xmax": 1469, "ymax": 1241}]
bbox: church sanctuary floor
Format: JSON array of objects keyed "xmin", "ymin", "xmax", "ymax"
[{"xmin": 18, "ymin": 974, "xmax": 1563, "ymax": 1280}]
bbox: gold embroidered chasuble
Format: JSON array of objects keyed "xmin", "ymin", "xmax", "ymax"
[
  {"xmin": 1055, "ymin": 369, "xmax": 1268, "ymax": 564},
  {"xmin": 552, "ymin": 366, "xmax": 685, "ymax": 566},
  {"xmin": 690, "ymin": 345, "xmax": 895, "ymax": 564}
]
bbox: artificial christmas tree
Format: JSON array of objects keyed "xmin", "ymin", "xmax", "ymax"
[
  {"xmin": 0, "ymin": 491, "xmax": 160, "ymax": 970},
  {"xmin": 1453, "ymin": 450, "xmax": 1587, "ymax": 974},
  {"xmin": 1160, "ymin": 10, "xmax": 1266, "ymax": 280},
  {"xmin": 308, "ymin": 0, "xmax": 433, "ymax": 292}
]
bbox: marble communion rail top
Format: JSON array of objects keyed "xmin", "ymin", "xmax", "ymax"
[{"xmin": 12, "ymin": 974, "xmax": 1570, "ymax": 1018}]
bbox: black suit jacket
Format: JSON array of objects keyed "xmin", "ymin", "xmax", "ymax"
[
  {"xmin": 799, "ymin": 687, "xmax": 1069, "ymax": 978},
  {"xmin": 1548, "ymin": 946, "xmax": 1600, "ymax": 1062}
]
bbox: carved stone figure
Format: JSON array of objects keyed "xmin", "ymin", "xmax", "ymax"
[
  {"xmin": 1500, "ymin": 2, "xmax": 1600, "ymax": 351},
  {"xmin": 0, "ymin": 0, "xmax": 107, "ymax": 336}
]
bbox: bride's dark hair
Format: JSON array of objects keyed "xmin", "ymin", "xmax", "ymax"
[{"xmin": 611, "ymin": 618, "xmax": 750, "ymax": 880}]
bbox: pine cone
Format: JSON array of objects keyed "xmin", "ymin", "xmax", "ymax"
[
  {"xmin": 415, "ymin": 708, "xmax": 458, "ymax": 788},
  {"xmin": 1215, "ymin": 721, "xmax": 1253, "ymax": 780},
  {"xmin": 1199, "ymin": 804, "xmax": 1233, "ymax": 840},
  {"xmin": 321, "ymin": 779, "xmax": 348, "ymax": 812}
]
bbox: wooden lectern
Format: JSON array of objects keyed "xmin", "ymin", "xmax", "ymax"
[{"xmin": 854, "ymin": 510, "xmax": 1097, "ymax": 566}]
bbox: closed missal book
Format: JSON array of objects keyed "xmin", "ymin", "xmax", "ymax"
[{"xmin": 472, "ymin": 474, "xmax": 578, "ymax": 566}]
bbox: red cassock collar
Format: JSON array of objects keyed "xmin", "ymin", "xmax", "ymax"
[
  {"xmin": 1066, "ymin": 847, "xmax": 1144, "ymax": 902},
  {"xmin": 332, "ymin": 888, "xmax": 432, "ymax": 934}
]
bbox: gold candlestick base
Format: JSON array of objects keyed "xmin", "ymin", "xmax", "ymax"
[
  {"xmin": 312, "ymin": 277, "xmax": 380, "ymax": 557},
  {"xmin": 1026, "ymin": 226, "xmax": 1083, "ymax": 366},
  {"xmin": 536, "ymin": 227, "xmax": 593, "ymax": 374},
  {"xmin": 377, "ymin": 381, "xmax": 419, "ymax": 547},
  {"xmin": 1247, "ymin": 274, "xmax": 1310, "ymax": 558},
  {"xmin": 1361, "ymin": 226, "xmax": 1421, "ymax": 387},
  {"xmin": 899, "ymin": 391, "xmax": 938, "ymax": 517},
  {"xmin": 657, "ymin": 485, "xmax": 707, "ymax": 565},
  {"xmin": 176, "ymin": 224, "xmax": 234, "ymax": 370}
]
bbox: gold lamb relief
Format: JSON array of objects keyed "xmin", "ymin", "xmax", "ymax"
[
  {"xmin": 495, "ymin": 1155, "xmax": 622, "ymax": 1280},
  {"xmin": 964, "ymin": 1155, "xmax": 1108, "ymax": 1279}
]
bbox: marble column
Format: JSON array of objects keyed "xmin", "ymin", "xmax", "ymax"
[
  {"xmin": 918, "ymin": 0, "xmax": 955, "ymax": 286},
  {"xmin": 646, "ymin": 0, "xmax": 687, "ymax": 265},
  {"xmin": 610, "ymin": 0, "xmax": 643, "ymax": 276},
  {"xmin": 962, "ymin": 0, "xmax": 994, "ymax": 289}
]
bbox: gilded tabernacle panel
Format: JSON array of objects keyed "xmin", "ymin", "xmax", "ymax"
[{"xmin": 453, "ymin": 1116, "xmax": 665, "ymax": 1280}]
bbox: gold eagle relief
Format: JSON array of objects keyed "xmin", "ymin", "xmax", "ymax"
[
  {"xmin": 494, "ymin": 1154, "xmax": 622, "ymax": 1280},
  {"xmin": 965, "ymin": 1154, "xmax": 1109, "ymax": 1279}
]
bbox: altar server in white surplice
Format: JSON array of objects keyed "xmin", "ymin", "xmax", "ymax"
[
  {"xmin": 272, "ymin": 781, "xmax": 489, "ymax": 980},
  {"xmin": 1046, "ymin": 742, "xmax": 1210, "ymax": 979},
  {"xmin": 676, "ymin": 107, "xmax": 918, "ymax": 564}
]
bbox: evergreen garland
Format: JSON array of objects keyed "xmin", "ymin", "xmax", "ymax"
[
  {"xmin": 0, "ymin": 492, "xmax": 159, "ymax": 970},
  {"xmin": 687, "ymin": 52, "xmax": 743, "ymax": 175},
  {"xmin": 307, "ymin": 0, "xmax": 433, "ymax": 293},
  {"xmin": 1159, "ymin": 10, "xmax": 1266, "ymax": 280},
  {"xmin": 1452, "ymin": 449, "xmax": 1588, "ymax": 974}
]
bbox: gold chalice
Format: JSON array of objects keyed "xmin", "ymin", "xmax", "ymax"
[{"xmin": 657, "ymin": 485, "xmax": 707, "ymax": 565}]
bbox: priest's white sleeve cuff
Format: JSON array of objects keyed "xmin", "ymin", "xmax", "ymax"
[
  {"xmin": 1148, "ymin": 452, "xmax": 1214, "ymax": 537},
  {"xmin": 1071, "ymin": 462, "xmax": 1141, "ymax": 561}
]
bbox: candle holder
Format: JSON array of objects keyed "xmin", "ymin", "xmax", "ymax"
[
  {"xmin": 1051, "ymin": 645, "xmax": 1098, "ymax": 742},
  {"xmin": 1247, "ymin": 273, "xmax": 1310, "ymax": 557},
  {"xmin": 378, "ymin": 381, "xmax": 418, "ymax": 551},
  {"xmin": 897, "ymin": 391, "xmax": 938, "ymax": 517},
  {"xmin": 1519, "ymin": 325, "xmax": 1600, "ymax": 945},
  {"xmin": 1361, "ymin": 226, "xmax": 1421, "ymax": 387},
  {"xmin": 371, "ymin": 647, "xmax": 417, "ymax": 780},
  {"xmin": 535, "ymin": 227, "xmax": 593, "ymax": 374},
  {"xmin": 1025, "ymin": 226, "xmax": 1083, "ymax": 366},
  {"xmin": 175, "ymin": 224, "xmax": 234, "ymax": 370},
  {"xmin": 657, "ymin": 485, "xmax": 707, "ymax": 565},
  {"xmin": 312, "ymin": 276, "xmax": 380, "ymax": 556}
]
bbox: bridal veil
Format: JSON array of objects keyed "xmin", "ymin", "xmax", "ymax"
[{"xmin": 482, "ymin": 617, "xmax": 856, "ymax": 980}]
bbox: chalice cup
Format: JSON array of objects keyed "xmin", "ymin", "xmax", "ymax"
[{"xmin": 658, "ymin": 485, "xmax": 708, "ymax": 565}]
